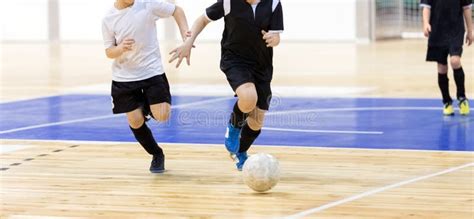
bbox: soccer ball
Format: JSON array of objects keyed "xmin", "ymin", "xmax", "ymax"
[{"xmin": 242, "ymin": 153, "xmax": 280, "ymax": 192}]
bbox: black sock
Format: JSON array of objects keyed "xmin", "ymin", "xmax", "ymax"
[
  {"xmin": 453, "ymin": 67, "xmax": 466, "ymax": 100},
  {"xmin": 229, "ymin": 102, "xmax": 248, "ymax": 128},
  {"xmin": 239, "ymin": 124, "xmax": 261, "ymax": 153},
  {"xmin": 130, "ymin": 123, "xmax": 163, "ymax": 155},
  {"xmin": 438, "ymin": 73, "xmax": 452, "ymax": 104}
]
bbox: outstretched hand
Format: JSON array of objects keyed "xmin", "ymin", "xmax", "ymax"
[{"xmin": 169, "ymin": 41, "xmax": 193, "ymax": 68}]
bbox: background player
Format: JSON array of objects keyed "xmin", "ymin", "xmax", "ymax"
[{"xmin": 421, "ymin": 0, "xmax": 473, "ymax": 116}]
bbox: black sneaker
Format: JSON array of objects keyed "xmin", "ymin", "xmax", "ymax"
[{"xmin": 150, "ymin": 153, "xmax": 165, "ymax": 173}]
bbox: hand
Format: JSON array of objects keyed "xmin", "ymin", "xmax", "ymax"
[
  {"xmin": 423, "ymin": 23, "xmax": 431, "ymax": 37},
  {"xmin": 466, "ymin": 30, "xmax": 473, "ymax": 46},
  {"xmin": 118, "ymin": 38, "xmax": 135, "ymax": 52},
  {"xmin": 169, "ymin": 41, "xmax": 193, "ymax": 68},
  {"xmin": 181, "ymin": 31, "xmax": 196, "ymax": 48},
  {"xmin": 181, "ymin": 31, "xmax": 192, "ymax": 42},
  {"xmin": 261, "ymin": 30, "xmax": 280, "ymax": 47}
]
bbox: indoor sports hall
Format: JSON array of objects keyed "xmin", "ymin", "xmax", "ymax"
[{"xmin": 1, "ymin": 0, "xmax": 473, "ymax": 218}]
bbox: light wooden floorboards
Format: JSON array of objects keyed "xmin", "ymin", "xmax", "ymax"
[{"xmin": 1, "ymin": 140, "xmax": 472, "ymax": 218}]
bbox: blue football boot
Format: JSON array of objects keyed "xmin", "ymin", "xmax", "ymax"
[
  {"xmin": 225, "ymin": 123, "xmax": 241, "ymax": 158},
  {"xmin": 235, "ymin": 152, "xmax": 248, "ymax": 171}
]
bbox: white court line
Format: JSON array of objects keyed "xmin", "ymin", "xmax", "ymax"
[
  {"xmin": 0, "ymin": 115, "xmax": 117, "ymax": 135},
  {"xmin": 0, "ymin": 94, "xmax": 61, "ymax": 104},
  {"xmin": 284, "ymin": 162, "xmax": 474, "ymax": 219},
  {"xmin": 2, "ymin": 139, "xmax": 473, "ymax": 154},
  {"xmin": 263, "ymin": 127, "xmax": 383, "ymax": 135},
  {"xmin": 0, "ymin": 144, "xmax": 33, "ymax": 154},
  {"xmin": 267, "ymin": 107, "xmax": 441, "ymax": 116},
  {"xmin": 62, "ymin": 83, "xmax": 376, "ymax": 98},
  {"xmin": 0, "ymin": 106, "xmax": 457, "ymax": 136},
  {"xmin": 0, "ymin": 97, "xmax": 232, "ymax": 135},
  {"xmin": 263, "ymin": 107, "xmax": 447, "ymax": 136}
]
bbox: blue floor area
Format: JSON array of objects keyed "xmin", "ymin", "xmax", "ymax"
[{"xmin": 0, "ymin": 94, "xmax": 472, "ymax": 151}]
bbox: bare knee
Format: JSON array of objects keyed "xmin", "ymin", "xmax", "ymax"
[
  {"xmin": 438, "ymin": 64, "xmax": 448, "ymax": 74},
  {"xmin": 154, "ymin": 112, "xmax": 170, "ymax": 122},
  {"xmin": 238, "ymin": 95, "xmax": 258, "ymax": 113},
  {"xmin": 127, "ymin": 109, "xmax": 145, "ymax": 129},
  {"xmin": 247, "ymin": 109, "xmax": 266, "ymax": 130},
  {"xmin": 150, "ymin": 103, "xmax": 171, "ymax": 122},
  {"xmin": 236, "ymin": 83, "xmax": 258, "ymax": 113},
  {"xmin": 450, "ymin": 57, "xmax": 462, "ymax": 69}
]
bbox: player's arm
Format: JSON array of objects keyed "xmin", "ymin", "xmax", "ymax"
[
  {"xmin": 169, "ymin": 0, "xmax": 224, "ymax": 68},
  {"xmin": 463, "ymin": 3, "xmax": 473, "ymax": 46},
  {"xmin": 105, "ymin": 39, "xmax": 135, "ymax": 59},
  {"xmin": 102, "ymin": 20, "xmax": 135, "ymax": 59},
  {"xmin": 422, "ymin": 7, "xmax": 431, "ymax": 37},
  {"xmin": 420, "ymin": 0, "xmax": 432, "ymax": 37},
  {"xmin": 172, "ymin": 6, "xmax": 191, "ymax": 42},
  {"xmin": 148, "ymin": 0, "xmax": 190, "ymax": 41},
  {"xmin": 264, "ymin": 0, "xmax": 284, "ymax": 47},
  {"xmin": 169, "ymin": 15, "xmax": 210, "ymax": 68}
]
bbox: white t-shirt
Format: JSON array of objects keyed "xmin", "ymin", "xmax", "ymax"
[{"xmin": 102, "ymin": 0, "xmax": 175, "ymax": 82}]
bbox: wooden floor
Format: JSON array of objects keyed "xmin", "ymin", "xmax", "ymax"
[
  {"xmin": 1, "ymin": 140, "xmax": 473, "ymax": 218},
  {"xmin": 1, "ymin": 40, "xmax": 474, "ymax": 218},
  {"xmin": 1, "ymin": 40, "xmax": 473, "ymax": 101}
]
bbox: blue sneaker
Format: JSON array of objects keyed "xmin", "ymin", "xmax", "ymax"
[
  {"xmin": 225, "ymin": 123, "xmax": 241, "ymax": 156},
  {"xmin": 236, "ymin": 152, "xmax": 248, "ymax": 171}
]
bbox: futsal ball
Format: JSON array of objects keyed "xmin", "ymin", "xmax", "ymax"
[{"xmin": 242, "ymin": 153, "xmax": 280, "ymax": 192}]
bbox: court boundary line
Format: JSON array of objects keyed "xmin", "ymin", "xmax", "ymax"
[
  {"xmin": 263, "ymin": 127, "xmax": 383, "ymax": 135},
  {"xmin": 0, "ymin": 94, "xmax": 62, "ymax": 104},
  {"xmin": 1, "ymin": 139, "xmax": 473, "ymax": 154},
  {"xmin": 283, "ymin": 162, "xmax": 474, "ymax": 219},
  {"xmin": 1, "ymin": 106, "xmax": 453, "ymax": 135},
  {"xmin": 0, "ymin": 97, "xmax": 233, "ymax": 135},
  {"xmin": 0, "ymin": 94, "xmax": 463, "ymax": 105},
  {"xmin": 266, "ymin": 107, "xmax": 442, "ymax": 116}
]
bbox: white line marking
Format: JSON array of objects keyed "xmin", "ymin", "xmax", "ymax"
[
  {"xmin": 267, "ymin": 107, "xmax": 441, "ymax": 116},
  {"xmin": 263, "ymin": 127, "xmax": 383, "ymax": 135},
  {"xmin": 263, "ymin": 107, "xmax": 447, "ymax": 136},
  {"xmin": 0, "ymin": 145, "xmax": 33, "ymax": 154},
  {"xmin": 60, "ymin": 83, "xmax": 376, "ymax": 97},
  {"xmin": 0, "ymin": 106, "xmax": 460, "ymax": 136},
  {"xmin": 0, "ymin": 97, "xmax": 232, "ymax": 135},
  {"xmin": 171, "ymin": 97, "xmax": 232, "ymax": 109},
  {"xmin": 284, "ymin": 162, "xmax": 474, "ymax": 219},
  {"xmin": 0, "ymin": 94, "xmax": 61, "ymax": 104},
  {"xmin": 0, "ymin": 115, "xmax": 119, "ymax": 135},
  {"xmin": 2, "ymin": 139, "xmax": 473, "ymax": 154}
]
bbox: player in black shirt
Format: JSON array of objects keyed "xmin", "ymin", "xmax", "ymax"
[
  {"xmin": 421, "ymin": 0, "xmax": 473, "ymax": 116},
  {"xmin": 170, "ymin": 0, "xmax": 283, "ymax": 170}
]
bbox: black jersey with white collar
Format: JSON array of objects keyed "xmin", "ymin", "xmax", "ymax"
[
  {"xmin": 421, "ymin": 0, "xmax": 472, "ymax": 47},
  {"xmin": 205, "ymin": 0, "xmax": 284, "ymax": 81}
]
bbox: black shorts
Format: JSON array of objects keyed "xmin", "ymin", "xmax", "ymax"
[
  {"xmin": 111, "ymin": 74, "xmax": 171, "ymax": 114},
  {"xmin": 224, "ymin": 67, "xmax": 272, "ymax": 110},
  {"xmin": 426, "ymin": 46, "xmax": 463, "ymax": 65}
]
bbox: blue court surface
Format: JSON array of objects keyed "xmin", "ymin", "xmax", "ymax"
[{"xmin": 0, "ymin": 94, "xmax": 472, "ymax": 151}]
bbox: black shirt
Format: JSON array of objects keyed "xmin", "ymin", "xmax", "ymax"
[
  {"xmin": 421, "ymin": 0, "xmax": 472, "ymax": 47},
  {"xmin": 206, "ymin": 0, "xmax": 284, "ymax": 81}
]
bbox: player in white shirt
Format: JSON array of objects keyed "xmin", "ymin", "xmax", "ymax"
[{"xmin": 102, "ymin": 0, "xmax": 190, "ymax": 173}]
